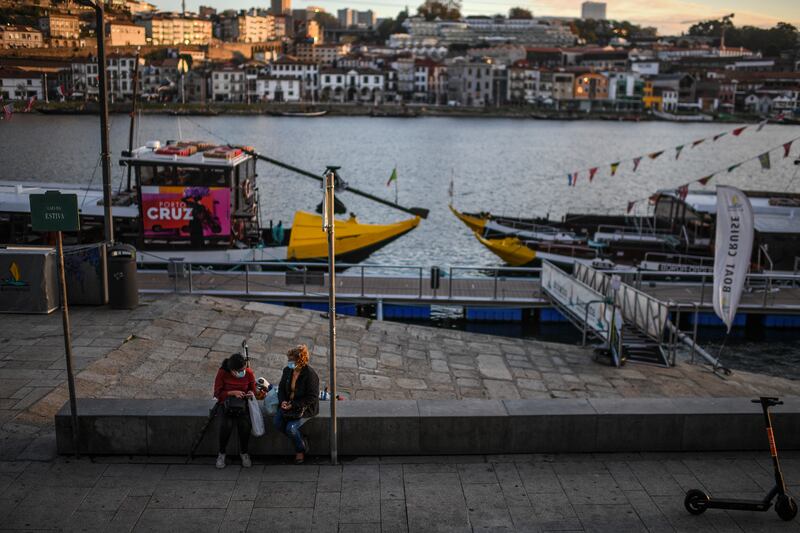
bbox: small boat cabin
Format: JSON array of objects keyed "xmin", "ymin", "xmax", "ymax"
[
  {"xmin": 653, "ymin": 189, "xmax": 800, "ymax": 270},
  {"xmin": 119, "ymin": 140, "xmax": 259, "ymax": 248}
]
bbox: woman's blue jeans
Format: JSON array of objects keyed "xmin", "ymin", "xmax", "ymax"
[{"xmin": 273, "ymin": 410, "xmax": 308, "ymax": 453}]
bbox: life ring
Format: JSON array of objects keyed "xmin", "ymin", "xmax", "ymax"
[
  {"xmin": 234, "ymin": 220, "xmax": 246, "ymax": 241},
  {"xmin": 243, "ymin": 179, "xmax": 254, "ymax": 200}
]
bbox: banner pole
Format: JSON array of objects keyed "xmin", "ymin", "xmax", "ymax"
[{"xmin": 57, "ymin": 231, "xmax": 80, "ymax": 458}]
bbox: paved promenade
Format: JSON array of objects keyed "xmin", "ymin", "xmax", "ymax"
[
  {"xmin": 2, "ymin": 452, "xmax": 800, "ymax": 532},
  {"xmin": 3, "ymin": 295, "xmax": 800, "ymax": 461}
]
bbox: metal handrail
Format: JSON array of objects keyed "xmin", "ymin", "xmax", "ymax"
[{"xmin": 581, "ymin": 299, "xmax": 609, "ymax": 346}]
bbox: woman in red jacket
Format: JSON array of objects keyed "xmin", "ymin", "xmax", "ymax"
[{"xmin": 213, "ymin": 353, "xmax": 256, "ymax": 469}]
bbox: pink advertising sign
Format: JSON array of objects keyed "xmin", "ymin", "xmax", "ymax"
[{"xmin": 141, "ymin": 186, "xmax": 231, "ymax": 239}]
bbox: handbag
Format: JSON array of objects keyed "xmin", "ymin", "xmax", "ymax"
[{"xmin": 223, "ymin": 396, "xmax": 247, "ymax": 417}]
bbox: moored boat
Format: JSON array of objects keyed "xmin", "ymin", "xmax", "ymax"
[
  {"xmin": 269, "ymin": 110, "xmax": 328, "ymax": 117},
  {"xmin": 453, "ymin": 189, "xmax": 800, "ymax": 272},
  {"xmin": 1, "ymin": 139, "xmax": 423, "ymax": 266}
]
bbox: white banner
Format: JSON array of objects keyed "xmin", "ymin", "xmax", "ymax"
[{"xmin": 713, "ymin": 186, "xmax": 754, "ymax": 332}]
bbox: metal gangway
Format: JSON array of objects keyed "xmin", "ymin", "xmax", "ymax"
[{"xmin": 541, "ymin": 261, "xmax": 673, "ymax": 367}]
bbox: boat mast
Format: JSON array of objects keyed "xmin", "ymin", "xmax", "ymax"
[
  {"xmin": 126, "ymin": 49, "xmax": 140, "ymax": 193},
  {"xmin": 77, "ymin": 0, "xmax": 114, "ymax": 243}
]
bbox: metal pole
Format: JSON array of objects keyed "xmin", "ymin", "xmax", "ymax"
[
  {"xmin": 691, "ymin": 306, "xmax": 699, "ymax": 364},
  {"xmin": 57, "ymin": 232, "xmax": 80, "ymax": 458},
  {"xmin": 448, "ymin": 267, "xmax": 453, "ymax": 300},
  {"xmin": 325, "ymin": 170, "xmax": 338, "ymax": 466},
  {"xmin": 92, "ymin": 1, "xmax": 114, "ymax": 243},
  {"xmin": 126, "ymin": 49, "xmax": 140, "ymax": 192},
  {"xmin": 699, "ymin": 274, "xmax": 706, "ymax": 307}
]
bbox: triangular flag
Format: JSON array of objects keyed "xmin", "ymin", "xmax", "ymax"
[
  {"xmin": 692, "ymin": 139, "xmax": 705, "ymax": 148},
  {"xmin": 567, "ymin": 173, "xmax": 573, "ymax": 186},
  {"xmin": 632, "ymin": 157, "xmax": 642, "ymax": 172},
  {"xmin": 572, "ymin": 171, "xmax": 578, "ymax": 187},
  {"xmin": 588, "ymin": 167, "xmax": 598, "ymax": 182},
  {"xmin": 626, "ymin": 200, "xmax": 636, "ymax": 214},
  {"xmin": 758, "ymin": 152, "xmax": 771, "ymax": 170},
  {"xmin": 386, "ymin": 167, "xmax": 397, "ymax": 186},
  {"xmin": 784, "ymin": 141, "xmax": 793, "ymax": 158},
  {"xmin": 727, "ymin": 163, "xmax": 741, "ymax": 173},
  {"xmin": 675, "ymin": 145, "xmax": 684, "ymax": 160},
  {"xmin": 756, "ymin": 119, "xmax": 768, "ymax": 132},
  {"xmin": 610, "ymin": 162, "xmax": 620, "ymax": 176},
  {"xmin": 648, "ymin": 151, "xmax": 663, "ymax": 160},
  {"xmin": 697, "ymin": 175, "xmax": 713, "ymax": 186},
  {"xmin": 713, "ymin": 132, "xmax": 727, "ymax": 141},
  {"xmin": 732, "ymin": 126, "xmax": 747, "ymax": 136}
]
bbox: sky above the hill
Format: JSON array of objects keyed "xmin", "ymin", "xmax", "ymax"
[{"xmin": 152, "ymin": 0, "xmax": 798, "ymax": 34}]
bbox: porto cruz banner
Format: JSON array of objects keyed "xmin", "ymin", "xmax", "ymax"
[
  {"xmin": 713, "ymin": 186, "xmax": 754, "ymax": 332},
  {"xmin": 141, "ymin": 186, "xmax": 230, "ymax": 239}
]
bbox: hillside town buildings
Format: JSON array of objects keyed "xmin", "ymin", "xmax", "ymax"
[{"xmin": 0, "ymin": 2, "xmax": 796, "ymax": 116}]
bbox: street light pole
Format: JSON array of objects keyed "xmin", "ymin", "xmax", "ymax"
[
  {"xmin": 78, "ymin": 0, "xmax": 114, "ymax": 243},
  {"xmin": 324, "ymin": 166, "xmax": 339, "ymax": 465}
]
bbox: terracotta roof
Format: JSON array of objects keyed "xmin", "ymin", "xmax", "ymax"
[{"xmin": 0, "ymin": 68, "xmax": 40, "ymax": 79}]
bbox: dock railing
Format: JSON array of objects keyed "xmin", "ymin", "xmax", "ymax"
[{"xmin": 136, "ymin": 258, "xmax": 545, "ymax": 304}]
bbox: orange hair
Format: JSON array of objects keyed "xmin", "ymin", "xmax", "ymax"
[{"xmin": 288, "ymin": 344, "xmax": 309, "ymax": 369}]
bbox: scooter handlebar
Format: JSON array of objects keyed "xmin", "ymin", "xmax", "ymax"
[{"xmin": 752, "ymin": 397, "xmax": 782, "ymax": 406}]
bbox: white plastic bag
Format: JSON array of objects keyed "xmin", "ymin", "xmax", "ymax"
[
  {"xmin": 262, "ymin": 387, "xmax": 279, "ymax": 417},
  {"xmin": 248, "ymin": 396, "xmax": 265, "ymax": 437}
]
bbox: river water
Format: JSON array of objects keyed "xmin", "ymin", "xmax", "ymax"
[{"xmin": 2, "ymin": 114, "xmax": 800, "ymax": 378}]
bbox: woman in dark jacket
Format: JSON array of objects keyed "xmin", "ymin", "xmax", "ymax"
[{"xmin": 273, "ymin": 344, "xmax": 319, "ymax": 464}]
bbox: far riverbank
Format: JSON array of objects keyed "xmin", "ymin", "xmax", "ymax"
[{"xmin": 18, "ymin": 100, "xmax": 788, "ymax": 124}]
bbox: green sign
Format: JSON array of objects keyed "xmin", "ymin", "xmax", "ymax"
[{"xmin": 29, "ymin": 191, "xmax": 80, "ymax": 232}]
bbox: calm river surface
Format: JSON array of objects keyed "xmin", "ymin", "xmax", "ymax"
[{"xmin": 2, "ymin": 114, "xmax": 799, "ymax": 377}]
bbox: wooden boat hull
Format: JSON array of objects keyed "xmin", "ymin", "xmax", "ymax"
[
  {"xmin": 287, "ymin": 211, "xmax": 420, "ymax": 262},
  {"xmin": 449, "ymin": 205, "xmax": 488, "ymax": 232}
]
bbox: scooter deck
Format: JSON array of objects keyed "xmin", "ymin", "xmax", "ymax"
[{"xmin": 705, "ymin": 498, "xmax": 772, "ymax": 512}]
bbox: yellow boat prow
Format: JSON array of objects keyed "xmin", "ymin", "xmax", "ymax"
[
  {"xmin": 449, "ymin": 204, "xmax": 487, "ymax": 232},
  {"xmin": 287, "ymin": 211, "xmax": 420, "ymax": 261},
  {"xmin": 474, "ymin": 232, "xmax": 536, "ymax": 267}
]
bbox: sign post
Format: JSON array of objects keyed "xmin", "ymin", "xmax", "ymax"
[
  {"xmin": 30, "ymin": 191, "xmax": 81, "ymax": 457},
  {"xmin": 323, "ymin": 167, "xmax": 339, "ymax": 465}
]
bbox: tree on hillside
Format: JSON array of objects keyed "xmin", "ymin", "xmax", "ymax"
[
  {"xmin": 571, "ymin": 19, "xmax": 656, "ymax": 44},
  {"xmin": 687, "ymin": 19, "xmax": 798, "ymax": 56},
  {"xmin": 417, "ymin": 0, "xmax": 461, "ymax": 21},
  {"xmin": 688, "ymin": 15, "xmax": 734, "ymax": 38},
  {"xmin": 508, "ymin": 7, "xmax": 533, "ymax": 19},
  {"xmin": 313, "ymin": 11, "xmax": 340, "ymax": 29},
  {"xmin": 376, "ymin": 8, "xmax": 409, "ymax": 41}
]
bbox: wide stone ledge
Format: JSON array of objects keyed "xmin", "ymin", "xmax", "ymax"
[{"xmin": 55, "ymin": 397, "xmax": 800, "ymax": 456}]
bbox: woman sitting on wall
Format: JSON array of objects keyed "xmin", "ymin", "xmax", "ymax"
[{"xmin": 273, "ymin": 344, "xmax": 319, "ymax": 465}]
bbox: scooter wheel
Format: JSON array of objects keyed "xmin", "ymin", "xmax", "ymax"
[
  {"xmin": 775, "ymin": 495, "xmax": 797, "ymax": 521},
  {"xmin": 684, "ymin": 489, "xmax": 709, "ymax": 515}
]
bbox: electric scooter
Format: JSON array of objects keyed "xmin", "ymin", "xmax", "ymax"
[{"xmin": 684, "ymin": 396, "xmax": 798, "ymax": 522}]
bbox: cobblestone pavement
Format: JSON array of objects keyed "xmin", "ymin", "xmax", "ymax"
[
  {"xmin": 1, "ymin": 451, "xmax": 800, "ymax": 532},
  {"xmin": 2, "ymin": 295, "xmax": 800, "ymax": 460}
]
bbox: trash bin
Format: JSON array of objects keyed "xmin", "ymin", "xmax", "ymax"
[{"xmin": 108, "ymin": 244, "xmax": 138, "ymax": 309}]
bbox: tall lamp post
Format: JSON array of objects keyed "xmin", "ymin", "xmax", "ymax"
[
  {"xmin": 323, "ymin": 166, "xmax": 339, "ymax": 465},
  {"xmin": 76, "ymin": 0, "xmax": 114, "ymax": 243}
]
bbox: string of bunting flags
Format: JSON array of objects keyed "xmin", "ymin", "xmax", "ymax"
[
  {"xmin": 623, "ymin": 133, "xmax": 800, "ymax": 214},
  {"xmin": 563, "ymin": 114, "xmax": 786, "ymax": 188}
]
